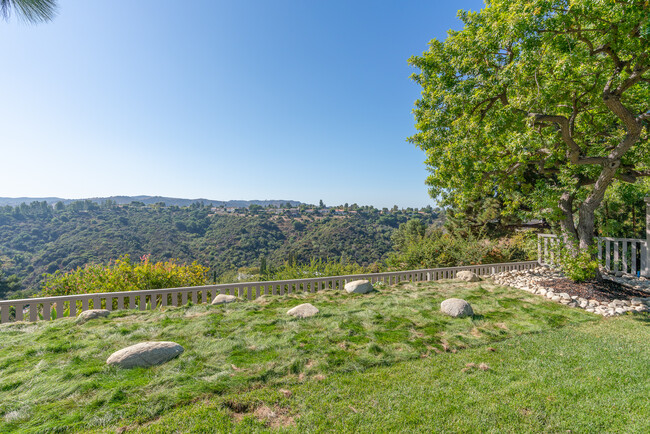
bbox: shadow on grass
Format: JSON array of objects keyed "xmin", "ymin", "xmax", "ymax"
[{"xmin": 630, "ymin": 313, "xmax": 650, "ymax": 325}]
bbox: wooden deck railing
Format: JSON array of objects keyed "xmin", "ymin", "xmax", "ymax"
[
  {"xmin": 537, "ymin": 233, "xmax": 649, "ymax": 276},
  {"xmin": 0, "ymin": 261, "xmax": 539, "ymax": 324}
]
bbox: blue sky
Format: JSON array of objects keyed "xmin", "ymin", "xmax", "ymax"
[{"xmin": 0, "ymin": 0, "xmax": 484, "ymax": 208}]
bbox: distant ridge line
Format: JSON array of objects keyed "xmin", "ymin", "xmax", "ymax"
[{"xmin": 0, "ymin": 196, "xmax": 303, "ymax": 208}]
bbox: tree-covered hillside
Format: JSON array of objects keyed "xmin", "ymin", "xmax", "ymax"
[{"xmin": 0, "ymin": 201, "xmax": 441, "ymax": 298}]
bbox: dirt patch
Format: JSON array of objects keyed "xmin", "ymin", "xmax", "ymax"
[
  {"xmin": 224, "ymin": 400, "xmax": 252, "ymax": 413},
  {"xmin": 538, "ymin": 277, "xmax": 648, "ymax": 302},
  {"xmin": 254, "ymin": 405, "xmax": 295, "ymax": 428},
  {"xmin": 230, "ymin": 404, "xmax": 295, "ymax": 428}
]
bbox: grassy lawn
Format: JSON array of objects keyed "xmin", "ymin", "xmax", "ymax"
[{"xmin": 0, "ymin": 279, "xmax": 647, "ymax": 433}]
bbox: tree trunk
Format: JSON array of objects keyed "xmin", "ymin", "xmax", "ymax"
[{"xmin": 558, "ymin": 192, "xmax": 579, "ymax": 249}]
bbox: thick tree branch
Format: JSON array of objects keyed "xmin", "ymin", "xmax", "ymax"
[{"xmin": 529, "ymin": 113, "xmax": 607, "ymax": 165}]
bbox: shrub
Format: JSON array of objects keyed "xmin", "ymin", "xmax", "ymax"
[
  {"xmin": 41, "ymin": 254, "xmax": 209, "ymax": 296},
  {"xmin": 387, "ymin": 226, "xmax": 534, "ymax": 270},
  {"xmin": 558, "ymin": 245, "xmax": 599, "ymax": 282},
  {"xmin": 262, "ymin": 258, "xmax": 374, "ymax": 281}
]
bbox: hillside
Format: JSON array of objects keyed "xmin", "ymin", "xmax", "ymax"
[{"xmin": 0, "ymin": 201, "xmax": 441, "ymax": 298}]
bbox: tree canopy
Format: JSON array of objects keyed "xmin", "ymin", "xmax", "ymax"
[{"xmin": 409, "ymin": 0, "xmax": 649, "ymax": 250}]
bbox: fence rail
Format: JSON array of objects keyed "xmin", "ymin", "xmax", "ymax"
[
  {"xmin": 537, "ymin": 234, "xmax": 649, "ymax": 276},
  {"xmin": 0, "ymin": 261, "xmax": 539, "ymax": 325}
]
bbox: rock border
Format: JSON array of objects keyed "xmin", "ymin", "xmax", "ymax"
[{"xmin": 493, "ymin": 267, "xmax": 650, "ymax": 317}]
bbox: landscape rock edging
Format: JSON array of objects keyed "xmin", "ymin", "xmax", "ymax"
[{"xmin": 493, "ymin": 267, "xmax": 650, "ymax": 317}]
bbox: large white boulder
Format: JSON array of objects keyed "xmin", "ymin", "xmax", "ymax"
[
  {"xmin": 211, "ymin": 294, "xmax": 238, "ymax": 305},
  {"xmin": 76, "ymin": 309, "xmax": 110, "ymax": 324},
  {"xmin": 440, "ymin": 298, "xmax": 474, "ymax": 318},
  {"xmin": 107, "ymin": 342, "xmax": 184, "ymax": 369},
  {"xmin": 287, "ymin": 303, "xmax": 319, "ymax": 318},
  {"xmin": 344, "ymin": 280, "xmax": 373, "ymax": 294},
  {"xmin": 456, "ymin": 271, "xmax": 480, "ymax": 282}
]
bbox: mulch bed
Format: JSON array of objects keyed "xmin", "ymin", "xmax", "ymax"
[{"xmin": 538, "ymin": 278, "xmax": 649, "ymax": 303}]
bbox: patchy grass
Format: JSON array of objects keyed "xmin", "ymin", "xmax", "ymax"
[{"xmin": 0, "ymin": 279, "xmax": 629, "ymax": 433}]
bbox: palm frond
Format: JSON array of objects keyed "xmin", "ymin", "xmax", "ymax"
[{"xmin": 1, "ymin": 0, "xmax": 57, "ymax": 24}]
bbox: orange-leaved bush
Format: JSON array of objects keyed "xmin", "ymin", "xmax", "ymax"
[{"xmin": 41, "ymin": 254, "xmax": 209, "ymax": 296}]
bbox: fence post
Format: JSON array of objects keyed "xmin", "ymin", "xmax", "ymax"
[{"xmin": 645, "ymin": 197, "xmax": 650, "ymax": 277}]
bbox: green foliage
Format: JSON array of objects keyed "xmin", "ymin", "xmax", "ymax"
[
  {"xmin": 262, "ymin": 257, "xmax": 374, "ymax": 281},
  {"xmin": 0, "ymin": 271, "xmax": 20, "ymax": 299},
  {"xmin": 0, "ymin": 201, "xmax": 436, "ymax": 297},
  {"xmin": 388, "ymin": 222, "xmax": 535, "ymax": 270},
  {"xmin": 595, "ymin": 180, "xmax": 650, "ymax": 238},
  {"xmin": 558, "ymin": 245, "xmax": 600, "ymax": 283},
  {"xmin": 41, "ymin": 255, "xmax": 209, "ymax": 296},
  {"xmin": 409, "ymin": 0, "xmax": 650, "ymax": 246}
]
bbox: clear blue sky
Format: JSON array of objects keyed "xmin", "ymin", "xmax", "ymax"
[{"xmin": 0, "ymin": 0, "xmax": 484, "ymax": 209}]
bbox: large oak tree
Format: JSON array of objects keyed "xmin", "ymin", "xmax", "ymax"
[{"xmin": 409, "ymin": 0, "xmax": 649, "ymax": 251}]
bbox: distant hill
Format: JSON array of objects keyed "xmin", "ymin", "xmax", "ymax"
[
  {"xmin": 0, "ymin": 201, "xmax": 442, "ymax": 298},
  {"xmin": 0, "ymin": 196, "xmax": 302, "ymax": 208}
]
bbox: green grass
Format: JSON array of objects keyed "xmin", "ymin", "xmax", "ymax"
[{"xmin": 0, "ymin": 280, "xmax": 647, "ymax": 432}]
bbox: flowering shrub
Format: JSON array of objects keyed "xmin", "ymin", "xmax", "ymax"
[{"xmin": 41, "ymin": 254, "xmax": 209, "ymax": 296}]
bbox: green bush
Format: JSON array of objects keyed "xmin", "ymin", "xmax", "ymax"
[
  {"xmin": 559, "ymin": 246, "xmax": 599, "ymax": 282},
  {"xmin": 262, "ymin": 257, "xmax": 375, "ymax": 281},
  {"xmin": 41, "ymin": 254, "xmax": 209, "ymax": 296},
  {"xmin": 387, "ymin": 224, "xmax": 535, "ymax": 270}
]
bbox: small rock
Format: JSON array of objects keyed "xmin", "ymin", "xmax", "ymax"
[
  {"xmin": 279, "ymin": 389, "xmax": 292, "ymax": 398},
  {"xmin": 440, "ymin": 298, "xmax": 474, "ymax": 318},
  {"xmin": 559, "ymin": 293, "xmax": 571, "ymax": 300},
  {"xmin": 287, "ymin": 303, "xmax": 319, "ymax": 318},
  {"xmin": 344, "ymin": 280, "xmax": 373, "ymax": 294},
  {"xmin": 456, "ymin": 271, "xmax": 480, "ymax": 282},
  {"xmin": 211, "ymin": 294, "xmax": 237, "ymax": 305},
  {"xmin": 76, "ymin": 309, "xmax": 110, "ymax": 323},
  {"xmin": 107, "ymin": 342, "xmax": 184, "ymax": 369}
]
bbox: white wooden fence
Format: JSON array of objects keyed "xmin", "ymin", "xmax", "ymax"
[
  {"xmin": 538, "ymin": 234, "xmax": 649, "ymax": 276},
  {"xmin": 0, "ymin": 261, "xmax": 538, "ymax": 325}
]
